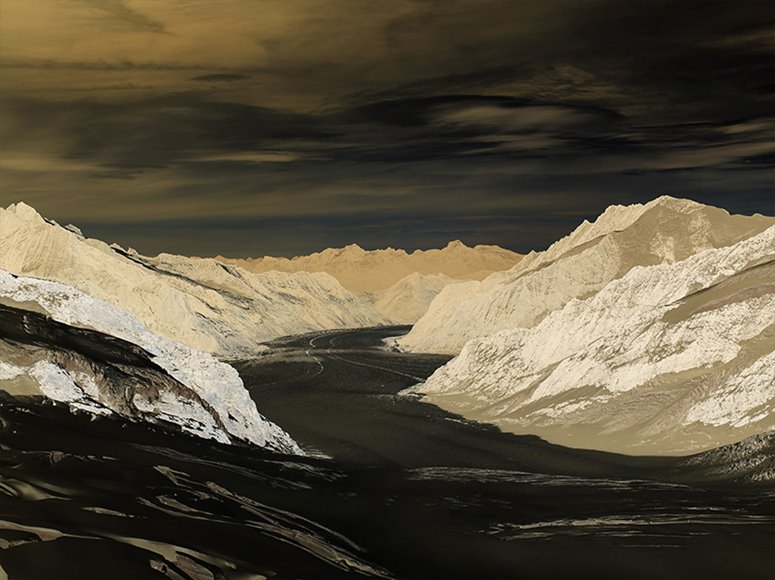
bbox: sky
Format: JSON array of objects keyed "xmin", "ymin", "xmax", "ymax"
[{"xmin": 0, "ymin": 0, "xmax": 773, "ymax": 256}]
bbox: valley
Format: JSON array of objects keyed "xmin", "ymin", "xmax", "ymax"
[
  {"xmin": 0, "ymin": 325, "xmax": 773, "ymax": 579},
  {"xmin": 0, "ymin": 198, "xmax": 772, "ymax": 579},
  {"xmin": 239, "ymin": 326, "xmax": 673, "ymax": 474},
  {"xmin": 3, "ymin": 3, "xmax": 773, "ymax": 576}
]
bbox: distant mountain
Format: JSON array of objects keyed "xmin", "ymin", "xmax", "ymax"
[
  {"xmin": 0, "ymin": 268, "xmax": 300, "ymax": 453},
  {"xmin": 370, "ymin": 272, "xmax": 461, "ymax": 324},
  {"xmin": 398, "ymin": 196, "xmax": 775, "ymax": 354},
  {"xmin": 0, "ymin": 203, "xmax": 388, "ymax": 356},
  {"xmin": 217, "ymin": 240, "xmax": 521, "ymax": 292},
  {"xmin": 409, "ymin": 224, "xmax": 775, "ymax": 454}
]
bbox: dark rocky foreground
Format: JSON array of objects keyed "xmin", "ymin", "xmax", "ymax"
[{"xmin": 0, "ymin": 326, "xmax": 773, "ymax": 579}]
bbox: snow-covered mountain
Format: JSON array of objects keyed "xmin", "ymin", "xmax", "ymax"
[
  {"xmin": 0, "ymin": 269, "xmax": 301, "ymax": 453},
  {"xmin": 398, "ymin": 196, "xmax": 775, "ymax": 354},
  {"xmin": 369, "ymin": 272, "xmax": 462, "ymax": 324},
  {"xmin": 408, "ymin": 225, "xmax": 775, "ymax": 455},
  {"xmin": 218, "ymin": 240, "xmax": 521, "ymax": 292},
  {"xmin": 0, "ymin": 203, "xmax": 388, "ymax": 356}
]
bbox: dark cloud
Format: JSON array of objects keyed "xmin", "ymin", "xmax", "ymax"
[
  {"xmin": 82, "ymin": 0, "xmax": 170, "ymax": 35},
  {"xmin": 0, "ymin": 59, "xmax": 255, "ymax": 71},
  {"xmin": 0, "ymin": 93, "xmax": 332, "ymax": 172},
  {"xmin": 0, "ymin": 0, "xmax": 773, "ymax": 255},
  {"xmin": 191, "ymin": 73, "xmax": 251, "ymax": 82}
]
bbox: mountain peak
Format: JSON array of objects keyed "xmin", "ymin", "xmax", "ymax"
[
  {"xmin": 564, "ymin": 195, "xmax": 708, "ymax": 251},
  {"xmin": 341, "ymin": 243, "xmax": 365, "ymax": 255},
  {"xmin": 5, "ymin": 201, "xmax": 43, "ymax": 221},
  {"xmin": 647, "ymin": 195, "xmax": 704, "ymax": 212},
  {"xmin": 64, "ymin": 224, "xmax": 84, "ymax": 236},
  {"xmin": 445, "ymin": 240, "xmax": 468, "ymax": 250}
]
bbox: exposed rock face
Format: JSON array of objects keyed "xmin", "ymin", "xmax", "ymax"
[
  {"xmin": 0, "ymin": 269, "xmax": 301, "ymax": 453},
  {"xmin": 0, "ymin": 203, "xmax": 387, "ymax": 356},
  {"xmin": 409, "ymin": 225, "xmax": 775, "ymax": 455},
  {"xmin": 218, "ymin": 240, "xmax": 521, "ymax": 292},
  {"xmin": 397, "ymin": 196, "xmax": 775, "ymax": 354}
]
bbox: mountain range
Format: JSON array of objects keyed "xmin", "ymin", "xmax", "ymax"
[
  {"xmin": 409, "ymin": 224, "xmax": 775, "ymax": 454},
  {"xmin": 0, "ymin": 203, "xmax": 388, "ymax": 356},
  {"xmin": 0, "ymin": 196, "xmax": 772, "ymax": 458},
  {"xmin": 0, "ymin": 204, "xmax": 520, "ymax": 355},
  {"xmin": 217, "ymin": 240, "xmax": 521, "ymax": 292},
  {"xmin": 397, "ymin": 196, "xmax": 774, "ymax": 354}
]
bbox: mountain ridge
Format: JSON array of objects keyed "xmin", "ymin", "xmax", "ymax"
[
  {"xmin": 409, "ymin": 224, "xmax": 775, "ymax": 454},
  {"xmin": 397, "ymin": 196, "xmax": 775, "ymax": 354},
  {"xmin": 0, "ymin": 203, "xmax": 389, "ymax": 356},
  {"xmin": 217, "ymin": 239, "xmax": 522, "ymax": 292},
  {"xmin": 0, "ymin": 267, "xmax": 301, "ymax": 452}
]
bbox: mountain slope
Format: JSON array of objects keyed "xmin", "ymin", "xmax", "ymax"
[
  {"xmin": 0, "ymin": 203, "xmax": 387, "ymax": 356},
  {"xmin": 398, "ymin": 196, "xmax": 775, "ymax": 354},
  {"xmin": 0, "ymin": 269, "xmax": 300, "ymax": 453},
  {"xmin": 678, "ymin": 432, "xmax": 775, "ymax": 484},
  {"xmin": 370, "ymin": 272, "xmax": 461, "ymax": 324},
  {"xmin": 409, "ymin": 225, "xmax": 775, "ymax": 454},
  {"xmin": 218, "ymin": 240, "xmax": 521, "ymax": 292}
]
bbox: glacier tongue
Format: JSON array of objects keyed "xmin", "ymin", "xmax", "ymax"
[
  {"xmin": 0, "ymin": 269, "xmax": 302, "ymax": 454},
  {"xmin": 410, "ymin": 224, "xmax": 775, "ymax": 455}
]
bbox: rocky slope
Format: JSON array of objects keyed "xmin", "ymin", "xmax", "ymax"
[
  {"xmin": 678, "ymin": 431, "xmax": 775, "ymax": 484},
  {"xmin": 0, "ymin": 269, "xmax": 301, "ymax": 453},
  {"xmin": 397, "ymin": 196, "xmax": 775, "ymax": 354},
  {"xmin": 0, "ymin": 203, "xmax": 387, "ymax": 356},
  {"xmin": 218, "ymin": 240, "xmax": 521, "ymax": 292},
  {"xmin": 408, "ymin": 225, "xmax": 775, "ymax": 454}
]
